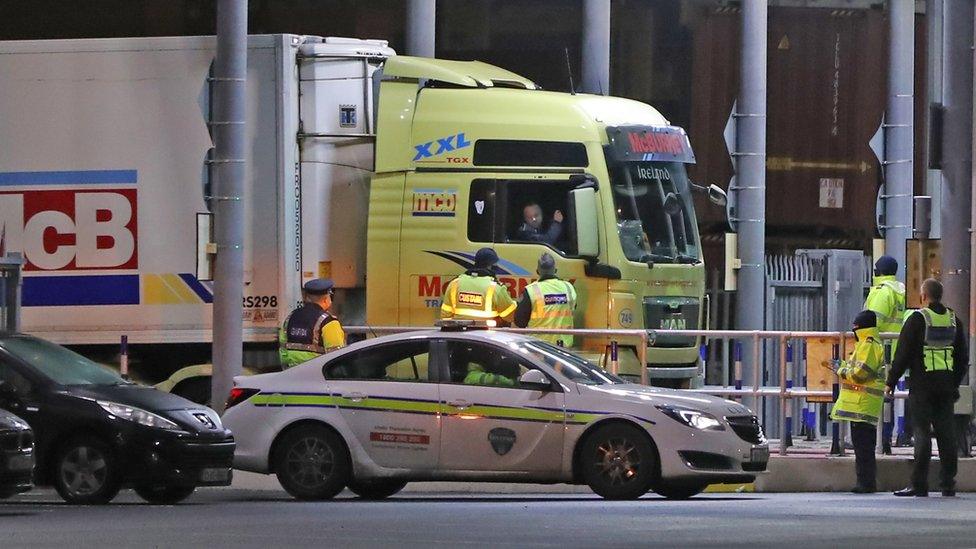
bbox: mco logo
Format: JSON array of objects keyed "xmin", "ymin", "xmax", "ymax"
[{"xmin": 0, "ymin": 170, "xmax": 138, "ymax": 271}]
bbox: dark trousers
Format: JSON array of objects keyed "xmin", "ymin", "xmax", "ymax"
[
  {"xmin": 850, "ymin": 422, "xmax": 877, "ymax": 489},
  {"xmin": 910, "ymin": 390, "xmax": 958, "ymax": 490}
]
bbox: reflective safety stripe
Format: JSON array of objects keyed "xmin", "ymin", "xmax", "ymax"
[
  {"xmin": 247, "ymin": 392, "xmax": 636, "ymax": 425},
  {"xmin": 841, "ymin": 383, "xmax": 885, "ymax": 397},
  {"xmin": 832, "ymin": 409, "xmax": 879, "ymax": 425},
  {"xmin": 284, "ymin": 342, "xmax": 327, "ymax": 353}
]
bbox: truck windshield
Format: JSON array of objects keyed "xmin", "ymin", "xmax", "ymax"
[
  {"xmin": 521, "ymin": 341, "xmax": 623, "ymax": 385},
  {"xmin": 608, "ymin": 160, "xmax": 701, "ymax": 265}
]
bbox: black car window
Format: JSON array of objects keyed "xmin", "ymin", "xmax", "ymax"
[
  {"xmin": 0, "ymin": 337, "xmax": 121, "ymax": 386},
  {"xmin": 324, "ymin": 340, "xmax": 432, "ymax": 382},
  {"xmin": 445, "ymin": 340, "xmax": 537, "ymax": 389},
  {"xmin": 0, "ymin": 359, "xmax": 32, "ymax": 395}
]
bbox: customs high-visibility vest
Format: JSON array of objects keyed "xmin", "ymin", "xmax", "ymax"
[
  {"xmin": 830, "ymin": 327, "xmax": 885, "ymax": 425},
  {"xmin": 864, "ymin": 275, "xmax": 906, "ymax": 357},
  {"xmin": 525, "ymin": 278, "xmax": 577, "ymax": 347},
  {"xmin": 279, "ymin": 303, "xmax": 345, "ymax": 368},
  {"xmin": 920, "ymin": 307, "xmax": 956, "ymax": 373},
  {"xmin": 441, "ymin": 272, "xmax": 516, "ymax": 321}
]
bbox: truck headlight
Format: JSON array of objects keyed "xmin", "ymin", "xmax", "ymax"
[
  {"xmin": 656, "ymin": 405, "xmax": 724, "ymax": 431},
  {"xmin": 97, "ymin": 400, "xmax": 180, "ymax": 430}
]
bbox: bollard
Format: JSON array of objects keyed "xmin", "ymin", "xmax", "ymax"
[
  {"xmin": 610, "ymin": 340, "xmax": 619, "ymax": 376},
  {"xmin": 895, "ymin": 377, "xmax": 910, "ymax": 446},
  {"xmin": 881, "ymin": 340, "xmax": 893, "ymax": 454},
  {"xmin": 784, "ymin": 343, "xmax": 793, "ymax": 448},
  {"xmin": 699, "ymin": 343, "xmax": 707, "ymax": 381},
  {"xmin": 120, "ymin": 335, "xmax": 129, "ymax": 380},
  {"xmin": 733, "ymin": 341, "xmax": 743, "ymax": 395},
  {"xmin": 829, "ymin": 342, "xmax": 843, "ymax": 455}
]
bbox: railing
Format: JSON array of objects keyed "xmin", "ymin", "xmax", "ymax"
[{"xmin": 342, "ymin": 325, "xmax": 907, "ymax": 457}]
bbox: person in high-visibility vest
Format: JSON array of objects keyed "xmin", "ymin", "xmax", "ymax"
[
  {"xmin": 829, "ymin": 310, "xmax": 886, "ymax": 493},
  {"xmin": 514, "ymin": 253, "xmax": 577, "ymax": 347},
  {"xmin": 865, "ymin": 255, "xmax": 906, "ymax": 351},
  {"xmin": 865, "ymin": 255, "xmax": 907, "ymax": 449},
  {"xmin": 888, "ymin": 278, "xmax": 968, "ymax": 497},
  {"xmin": 440, "ymin": 247, "xmax": 517, "ymax": 325},
  {"xmin": 279, "ymin": 278, "xmax": 346, "ymax": 369}
]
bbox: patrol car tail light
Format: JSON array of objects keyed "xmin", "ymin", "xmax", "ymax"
[
  {"xmin": 656, "ymin": 405, "xmax": 724, "ymax": 431},
  {"xmin": 226, "ymin": 388, "xmax": 259, "ymax": 410}
]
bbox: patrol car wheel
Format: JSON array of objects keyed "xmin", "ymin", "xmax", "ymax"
[
  {"xmin": 274, "ymin": 425, "xmax": 350, "ymax": 500},
  {"xmin": 134, "ymin": 484, "xmax": 196, "ymax": 504},
  {"xmin": 347, "ymin": 478, "xmax": 407, "ymax": 500},
  {"xmin": 53, "ymin": 436, "xmax": 122, "ymax": 505},
  {"xmin": 653, "ymin": 481, "xmax": 708, "ymax": 500},
  {"xmin": 580, "ymin": 423, "xmax": 657, "ymax": 500}
]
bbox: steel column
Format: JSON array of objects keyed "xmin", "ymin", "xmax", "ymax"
[
  {"xmin": 735, "ymin": 0, "xmax": 768, "ymax": 406},
  {"xmin": 581, "ymin": 0, "xmax": 611, "ymax": 95},
  {"xmin": 406, "ymin": 0, "xmax": 436, "ymax": 57},
  {"xmin": 883, "ymin": 0, "xmax": 915, "ymax": 281},
  {"xmin": 211, "ymin": 0, "xmax": 247, "ymax": 413}
]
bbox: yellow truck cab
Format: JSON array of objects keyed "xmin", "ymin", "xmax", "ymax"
[{"xmin": 366, "ymin": 56, "xmax": 713, "ymax": 386}]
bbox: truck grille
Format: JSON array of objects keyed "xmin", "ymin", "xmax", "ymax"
[
  {"xmin": 643, "ymin": 297, "xmax": 699, "ymax": 347},
  {"xmin": 0, "ymin": 430, "xmax": 33, "ymax": 452},
  {"xmin": 726, "ymin": 415, "xmax": 766, "ymax": 445}
]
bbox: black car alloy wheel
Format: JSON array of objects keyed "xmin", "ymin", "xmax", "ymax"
[{"xmin": 54, "ymin": 436, "xmax": 122, "ymax": 504}]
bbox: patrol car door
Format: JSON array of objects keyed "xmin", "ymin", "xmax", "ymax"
[
  {"xmin": 323, "ymin": 339, "xmax": 440, "ymax": 470},
  {"xmin": 438, "ymin": 340, "xmax": 565, "ymax": 474}
]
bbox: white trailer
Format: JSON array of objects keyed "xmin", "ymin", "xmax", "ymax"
[{"xmin": 0, "ymin": 35, "xmax": 391, "ymax": 346}]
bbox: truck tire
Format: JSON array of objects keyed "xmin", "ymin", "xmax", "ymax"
[
  {"xmin": 347, "ymin": 478, "xmax": 407, "ymax": 500},
  {"xmin": 653, "ymin": 481, "xmax": 708, "ymax": 500},
  {"xmin": 135, "ymin": 484, "xmax": 196, "ymax": 504},
  {"xmin": 53, "ymin": 436, "xmax": 122, "ymax": 505},
  {"xmin": 580, "ymin": 423, "xmax": 657, "ymax": 500},
  {"xmin": 273, "ymin": 424, "xmax": 350, "ymax": 500}
]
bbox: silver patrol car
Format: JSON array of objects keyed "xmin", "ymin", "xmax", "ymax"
[{"xmin": 222, "ymin": 328, "xmax": 768, "ymax": 500}]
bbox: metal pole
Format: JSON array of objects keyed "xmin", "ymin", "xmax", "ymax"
[
  {"xmin": 883, "ymin": 0, "xmax": 915, "ymax": 281},
  {"xmin": 211, "ymin": 0, "xmax": 247, "ymax": 413},
  {"xmin": 735, "ymin": 0, "xmax": 767, "ymax": 400},
  {"xmin": 969, "ymin": 1, "xmax": 976, "ymax": 399},
  {"xmin": 581, "ymin": 0, "xmax": 611, "ymax": 95},
  {"xmin": 406, "ymin": 0, "xmax": 436, "ymax": 57},
  {"xmin": 941, "ymin": 0, "xmax": 973, "ymax": 331}
]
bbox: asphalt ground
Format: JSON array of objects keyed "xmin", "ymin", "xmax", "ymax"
[{"xmin": 2, "ymin": 488, "xmax": 975, "ymax": 548}]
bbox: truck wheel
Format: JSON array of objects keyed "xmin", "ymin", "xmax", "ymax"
[
  {"xmin": 134, "ymin": 484, "xmax": 196, "ymax": 504},
  {"xmin": 273, "ymin": 424, "xmax": 350, "ymax": 500},
  {"xmin": 653, "ymin": 481, "xmax": 708, "ymax": 500},
  {"xmin": 347, "ymin": 478, "xmax": 407, "ymax": 500},
  {"xmin": 53, "ymin": 436, "xmax": 122, "ymax": 505},
  {"xmin": 580, "ymin": 423, "xmax": 657, "ymax": 500}
]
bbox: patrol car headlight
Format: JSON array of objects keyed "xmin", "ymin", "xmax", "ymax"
[
  {"xmin": 97, "ymin": 400, "xmax": 180, "ymax": 430},
  {"xmin": 656, "ymin": 405, "xmax": 724, "ymax": 431}
]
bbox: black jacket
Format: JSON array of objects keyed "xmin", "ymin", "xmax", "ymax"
[{"xmin": 886, "ymin": 302, "xmax": 968, "ymax": 393}]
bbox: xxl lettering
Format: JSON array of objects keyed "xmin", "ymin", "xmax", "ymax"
[{"xmin": 0, "ymin": 189, "xmax": 138, "ymax": 271}]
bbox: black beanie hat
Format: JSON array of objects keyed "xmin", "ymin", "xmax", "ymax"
[{"xmin": 852, "ymin": 310, "xmax": 877, "ymax": 330}]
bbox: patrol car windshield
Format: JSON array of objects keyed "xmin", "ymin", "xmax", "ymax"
[
  {"xmin": 521, "ymin": 342, "xmax": 623, "ymax": 385},
  {"xmin": 607, "ymin": 160, "xmax": 701, "ymax": 265},
  {"xmin": 1, "ymin": 337, "xmax": 124, "ymax": 386}
]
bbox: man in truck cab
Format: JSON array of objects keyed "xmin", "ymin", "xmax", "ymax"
[
  {"xmin": 440, "ymin": 247, "xmax": 517, "ymax": 325},
  {"xmin": 515, "ymin": 202, "xmax": 563, "ymax": 246},
  {"xmin": 279, "ymin": 278, "xmax": 346, "ymax": 369}
]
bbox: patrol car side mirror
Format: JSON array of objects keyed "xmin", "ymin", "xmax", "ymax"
[
  {"xmin": 570, "ymin": 186, "xmax": 599, "ymax": 258},
  {"xmin": 518, "ymin": 369, "xmax": 552, "ymax": 391}
]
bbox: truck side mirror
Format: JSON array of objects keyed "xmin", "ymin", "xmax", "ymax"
[
  {"xmin": 707, "ymin": 184, "xmax": 728, "ymax": 207},
  {"xmin": 570, "ymin": 187, "xmax": 599, "ymax": 258}
]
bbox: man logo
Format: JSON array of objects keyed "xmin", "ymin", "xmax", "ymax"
[
  {"xmin": 475, "ymin": 200, "xmax": 485, "ymax": 215},
  {"xmin": 488, "ymin": 427, "xmax": 517, "ymax": 456}
]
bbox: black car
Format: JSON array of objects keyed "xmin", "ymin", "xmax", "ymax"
[
  {"xmin": 0, "ymin": 407, "xmax": 33, "ymax": 498},
  {"xmin": 0, "ymin": 334, "xmax": 234, "ymax": 504}
]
